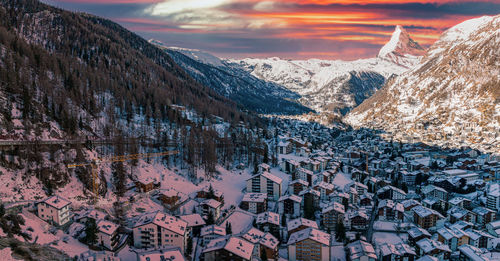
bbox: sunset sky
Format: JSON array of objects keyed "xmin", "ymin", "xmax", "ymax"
[{"xmin": 42, "ymin": 0, "xmax": 500, "ymax": 60}]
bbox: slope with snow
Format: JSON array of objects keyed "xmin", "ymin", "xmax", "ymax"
[
  {"xmin": 346, "ymin": 15, "xmax": 500, "ymax": 152},
  {"xmin": 228, "ymin": 26, "xmax": 422, "ymax": 115}
]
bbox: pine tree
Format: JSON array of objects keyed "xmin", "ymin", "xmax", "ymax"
[
  {"xmin": 281, "ymin": 213, "xmax": 286, "ymax": 227},
  {"xmin": 225, "ymin": 222, "xmax": 232, "ymax": 234},
  {"xmin": 206, "ymin": 211, "xmax": 215, "ymax": 225},
  {"xmin": 335, "ymin": 221, "xmax": 346, "ymax": 243},
  {"xmin": 260, "ymin": 248, "xmax": 268, "ymax": 261},
  {"xmin": 186, "ymin": 236, "xmax": 193, "ymax": 256},
  {"xmin": 84, "ymin": 219, "xmax": 98, "ymax": 246}
]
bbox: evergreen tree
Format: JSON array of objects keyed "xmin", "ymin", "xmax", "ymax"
[
  {"xmin": 281, "ymin": 213, "xmax": 286, "ymax": 227},
  {"xmin": 401, "ymin": 182, "xmax": 408, "ymax": 193},
  {"xmin": 260, "ymin": 248, "xmax": 268, "ymax": 261},
  {"xmin": 186, "ymin": 236, "xmax": 193, "ymax": 256},
  {"xmin": 206, "ymin": 211, "xmax": 215, "ymax": 225},
  {"xmin": 335, "ymin": 221, "xmax": 346, "ymax": 242},
  {"xmin": 225, "ymin": 222, "xmax": 232, "ymax": 234},
  {"xmin": 84, "ymin": 219, "xmax": 98, "ymax": 246}
]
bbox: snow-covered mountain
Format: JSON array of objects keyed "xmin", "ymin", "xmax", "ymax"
[
  {"xmin": 346, "ymin": 15, "xmax": 500, "ymax": 152},
  {"xmin": 378, "ymin": 25, "xmax": 426, "ymax": 68},
  {"xmin": 228, "ymin": 26, "xmax": 423, "ymax": 115},
  {"xmin": 150, "ymin": 40, "xmax": 312, "ymax": 115}
]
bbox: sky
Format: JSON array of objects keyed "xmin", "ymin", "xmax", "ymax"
[{"xmin": 42, "ymin": 0, "xmax": 500, "ymax": 60}]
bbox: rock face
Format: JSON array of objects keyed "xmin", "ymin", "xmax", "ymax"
[
  {"xmin": 228, "ymin": 26, "xmax": 424, "ymax": 116},
  {"xmin": 378, "ymin": 25, "xmax": 426, "ymax": 68},
  {"xmin": 346, "ymin": 15, "xmax": 500, "ymax": 152}
]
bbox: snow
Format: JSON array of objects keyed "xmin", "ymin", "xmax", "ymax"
[
  {"xmin": 221, "ymin": 210, "xmax": 255, "ymax": 234},
  {"xmin": 332, "ymin": 172, "xmax": 354, "ymax": 192},
  {"xmin": 439, "ymin": 16, "xmax": 494, "ymax": 44},
  {"xmin": 379, "ymin": 25, "xmax": 403, "ymax": 57},
  {"xmin": 0, "ymin": 248, "xmax": 16, "ymax": 261}
]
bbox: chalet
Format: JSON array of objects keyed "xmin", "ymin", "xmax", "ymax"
[
  {"xmin": 472, "ymin": 207, "xmax": 496, "ymax": 227},
  {"xmin": 256, "ymin": 211, "xmax": 280, "ymax": 236},
  {"xmin": 402, "ymin": 199, "xmax": 421, "ymax": 212},
  {"xmin": 278, "ymin": 194, "xmax": 302, "ymax": 218},
  {"xmin": 348, "ymin": 210, "xmax": 369, "ymax": 230},
  {"xmin": 359, "ymin": 193, "xmax": 374, "ymax": 207},
  {"xmin": 201, "ymin": 236, "xmax": 255, "ymax": 261},
  {"xmin": 280, "ymin": 158, "xmax": 300, "ymax": 174},
  {"xmin": 158, "ymin": 188, "xmax": 184, "ymax": 210},
  {"xmin": 197, "ymin": 186, "xmax": 224, "ymax": 204},
  {"xmin": 448, "ymin": 197, "xmax": 472, "ymax": 210},
  {"xmin": 377, "ymin": 185, "xmax": 407, "ymax": 201},
  {"xmin": 200, "ymin": 225, "xmax": 226, "ymax": 245},
  {"xmin": 415, "ymin": 238, "xmax": 451, "ymax": 261},
  {"xmin": 408, "ymin": 227, "xmax": 431, "ymax": 246},
  {"xmin": 377, "ymin": 199, "xmax": 404, "ymax": 221},
  {"xmin": 299, "ymin": 188, "xmax": 320, "ymax": 210},
  {"xmin": 347, "ymin": 240, "xmax": 377, "ymax": 261},
  {"xmin": 288, "ymin": 228, "xmax": 331, "ymax": 261},
  {"xmin": 278, "ymin": 140, "xmax": 293, "ymax": 155},
  {"xmin": 412, "ymin": 205, "xmax": 444, "ymax": 230},
  {"xmin": 73, "ymin": 208, "xmax": 107, "ymax": 224},
  {"xmin": 421, "ymin": 185, "xmax": 448, "ymax": 202},
  {"xmin": 36, "ymin": 196, "xmax": 71, "ymax": 226},
  {"xmin": 313, "ymin": 181, "xmax": 334, "ymax": 200},
  {"xmin": 132, "ymin": 212, "xmax": 188, "ymax": 253},
  {"xmin": 296, "ymin": 167, "xmax": 314, "ymax": 185},
  {"xmin": 241, "ymin": 228, "xmax": 279, "ymax": 260},
  {"xmin": 198, "ymin": 199, "xmax": 222, "ymax": 221},
  {"xmin": 240, "ymin": 193, "xmax": 267, "ymax": 214},
  {"xmin": 136, "ymin": 246, "xmax": 186, "ymax": 261},
  {"xmin": 378, "ymin": 243, "xmax": 416, "ymax": 261},
  {"xmin": 96, "ymin": 220, "xmax": 120, "ymax": 251},
  {"xmin": 322, "ymin": 202, "xmax": 345, "ymax": 230},
  {"xmin": 289, "ymin": 179, "xmax": 309, "ymax": 195},
  {"xmin": 287, "ymin": 218, "xmax": 319, "ymax": 236},
  {"xmin": 135, "ymin": 177, "xmax": 159, "ymax": 193},
  {"xmin": 179, "ymin": 213, "xmax": 205, "ymax": 237},
  {"xmin": 436, "ymin": 227, "xmax": 469, "ymax": 251},
  {"xmin": 447, "ymin": 206, "xmax": 474, "ymax": 224},
  {"xmin": 465, "ymin": 228, "xmax": 495, "ymax": 249}
]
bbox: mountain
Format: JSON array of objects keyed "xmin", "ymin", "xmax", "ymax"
[
  {"xmin": 150, "ymin": 40, "xmax": 312, "ymax": 115},
  {"xmin": 346, "ymin": 15, "xmax": 500, "ymax": 152},
  {"xmin": 229, "ymin": 26, "xmax": 423, "ymax": 116},
  {"xmin": 378, "ymin": 25, "xmax": 426, "ymax": 68}
]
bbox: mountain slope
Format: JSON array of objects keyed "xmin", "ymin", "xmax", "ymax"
[
  {"xmin": 346, "ymin": 15, "xmax": 500, "ymax": 152},
  {"xmin": 378, "ymin": 25, "xmax": 426, "ymax": 68},
  {"xmin": 150, "ymin": 40, "xmax": 312, "ymax": 115},
  {"xmin": 229, "ymin": 26, "xmax": 422, "ymax": 116}
]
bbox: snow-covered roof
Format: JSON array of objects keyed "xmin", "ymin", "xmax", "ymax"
[
  {"xmin": 224, "ymin": 236, "xmax": 255, "ymax": 260},
  {"xmin": 412, "ymin": 205, "xmax": 443, "ymax": 219},
  {"xmin": 97, "ymin": 220, "xmax": 119, "ymax": 236},
  {"xmin": 287, "ymin": 227, "xmax": 330, "ymax": 246},
  {"xmin": 347, "ymin": 240, "xmax": 377, "ymax": 260},
  {"xmin": 73, "ymin": 208, "xmax": 107, "ymax": 222},
  {"xmin": 287, "ymin": 218, "xmax": 318, "ymax": 232},
  {"xmin": 278, "ymin": 194, "xmax": 302, "ymax": 203},
  {"xmin": 242, "ymin": 193, "xmax": 267, "ymax": 203},
  {"xmin": 200, "ymin": 224, "xmax": 226, "ymax": 237},
  {"xmin": 416, "ymin": 238, "xmax": 450, "ymax": 253},
  {"xmin": 379, "ymin": 243, "xmax": 416, "ymax": 257},
  {"xmin": 201, "ymin": 199, "xmax": 222, "ymax": 209},
  {"xmin": 261, "ymin": 171, "xmax": 283, "ymax": 184},
  {"xmin": 407, "ymin": 227, "xmax": 431, "ymax": 238},
  {"xmin": 322, "ymin": 202, "xmax": 345, "ymax": 214},
  {"xmin": 137, "ymin": 246, "xmax": 186, "ymax": 261},
  {"xmin": 179, "ymin": 214, "xmax": 205, "ymax": 227},
  {"xmin": 133, "ymin": 212, "xmax": 187, "ymax": 235},
  {"xmin": 256, "ymin": 211, "xmax": 280, "ymax": 226},
  {"xmin": 41, "ymin": 195, "xmax": 71, "ymax": 210}
]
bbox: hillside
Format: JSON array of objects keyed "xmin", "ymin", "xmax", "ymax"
[
  {"xmin": 150, "ymin": 40, "xmax": 312, "ymax": 115},
  {"xmin": 346, "ymin": 15, "xmax": 500, "ymax": 152}
]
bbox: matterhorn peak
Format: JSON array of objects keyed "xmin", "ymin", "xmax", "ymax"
[{"xmin": 378, "ymin": 25, "xmax": 425, "ymax": 68}]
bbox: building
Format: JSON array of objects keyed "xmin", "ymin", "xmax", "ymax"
[
  {"xmin": 135, "ymin": 177, "xmax": 159, "ymax": 193},
  {"xmin": 486, "ymin": 183, "xmax": 500, "ymax": 210},
  {"xmin": 240, "ymin": 193, "xmax": 267, "ymax": 214},
  {"xmin": 471, "ymin": 207, "xmax": 496, "ymax": 227},
  {"xmin": 412, "ymin": 205, "xmax": 444, "ymax": 230},
  {"xmin": 415, "ymin": 238, "xmax": 451, "ymax": 261},
  {"xmin": 255, "ymin": 211, "xmax": 280, "ymax": 236},
  {"xmin": 241, "ymin": 228, "xmax": 279, "ymax": 260},
  {"xmin": 132, "ymin": 212, "xmax": 188, "ymax": 253},
  {"xmin": 322, "ymin": 202, "xmax": 345, "ymax": 230},
  {"xmin": 278, "ymin": 194, "xmax": 302, "ymax": 218},
  {"xmin": 36, "ymin": 196, "xmax": 71, "ymax": 226},
  {"xmin": 200, "ymin": 225, "xmax": 226, "ymax": 245},
  {"xmin": 136, "ymin": 246, "xmax": 186, "ymax": 261},
  {"xmin": 198, "ymin": 199, "xmax": 222, "ymax": 221},
  {"xmin": 378, "ymin": 243, "xmax": 416, "ymax": 261},
  {"xmin": 96, "ymin": 220, "xmax": 120, "ymax": 251},
  {"xmin": 179, "ymin": 213, "xmax": 205, "ymax": 237},
  {"xmin": 287, "ymin": 228, "xmax": 331, "ymax": 261},
  {"xmin": 201, "ymin": 236, "xmax": 255, "ymax": 261},
  {"xmin": 246, "ymin": 171, "xmax": 283, "ymax": 201},
  {"xmin": 287, "ymin": 218, "xmax": 318, "ymax": 236},
  {"xmin": 436, "ymin": 227, "xmax": 469, "ymax": 251},
  {"xmin": 377, "ymin": 199, "xmax": 404, "ymax": 221},
  {"xmin": 377, "ymin": 185, "xmax": 407, "ymax": 201},
  {"xmin": 347, "ymin": 240, "xmax": 377, "ymax": 261}
]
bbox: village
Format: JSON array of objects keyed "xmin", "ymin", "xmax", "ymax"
[{"xmin": 4, "ymin": 118, "xmax": 500, "ymax": 261}]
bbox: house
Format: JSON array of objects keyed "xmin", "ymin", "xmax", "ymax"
[
  {"xmin": 278, "ymin": 140, "xmax": 293, "ymax": 155},
  {"xmin": 415, "ymin": 238, "xmax": 451, "ymax": 261},
  {"xmin": 412, "ymin": 205, "xmax": 444, "ymax": 230},
  {"xmin": 436, "ymin": 227, "xmax": 469, "ymax": 251},
  {"xmin": 135, "ymin": 177, "xmax": 159, "ymax": 193},
  {"xmin": 378, "ymin": 243, "xmax": 416, "ymax": 261},
  {"xmin": 322, "ymin": 202, "xmax": 345, "ymax": 230},
  {"xmin": 255, "ymin": 211, "xmax": 280, "ymax": 236},
  {"xmin": 200, "ymin": 225, "xmax": 226, "ymax": 245},
  {"xmin": 278, "ymin": 194, "xmax": 302, "ymax": 218},
  {"xmin": 96, "ymin": 220, "xmax": 120, "ymax": 251},
  {"xmin": 299, "ymin": 188, "xmax": 320, "ymax": 210},
  {"xmin": 486, "ymin": 183, "xmax": 500, "ymax": 210},
  {"xmin": 296, "ymin": 167, "xmax": 314, "ymax": 185},
  {"xmin": 198, "ymin": 199, "xmax": 222, "ymax": 221},
  {"xmin": 179, "ymin": 213, "xmax": 205, "ymax": 237},
  {"xmin": 73, "ymin": 208, "xmax": 107, "ymax": 224},
  {"xmin": 197, "ymin": 186, "xmax": 224, "ymax": 204},
  {"xmin": 402, "ymin": 199, "xmax": 421, "ymax": 212},
  {"xmin": 347, "ymin": 240, "xmax": 377, "ymax": 261},
  {"xmin": 287, "ymin": 218, "xmax": 318, "ymax": 236},
  {"xmin": 421, "ymin": 185, "xmax": 448, "ymax": 202},
  {"xmin": 313, "ymin": 181, "xmax": 334, "ymax": 200},
  {"xmin": 486, "ymin": 220, "xmax": 500, "ymax": 237},
  {"xmin": 465, "ymin": 228, "xmax": 495, "ymax": 249},
  {"xmin": 360, "ymin": 193, "xmax": 374, "ymax": 207},
  {"xmin": 241, "ymin": 228, "xmax": 279, "ymax": 260},
  {"xmin": 448, "ymin": 197, "xmax": 472, "ymax": 210},
  {"xmin": 36, "ymin": 196, "xmax": 72, "ymax": 226},
  {"xmin": 246, "ymin": 171, "xmax": 283, "ymax": 201},
  {"xmin": 136, "ymin": 246, "xmax": 186, "ymax": 261},
  {"xmin": 471, "ymin": 207, "xmax": 496, "ymax": 227},
  {"xmin": 377, "ymin": 199, "xmax": 404, "ymax": 221},
  {"xmin": 158, "ymin": 188, "xmax": 184, "ymax": 210},
  {"xmin": 408, "ymin": 227, "xmax": 431, "ymax": 246},
  {"xmin": 201, "ymin": 236, "xmax": 255, "ymax": 261},
  {"xmin": 280, "ymin": 159, "xmax": 300, "ymax": 174},
  {"xmin": 289, "ymin": 179, "xmax": 309, "ymax": 195},
  {"xmin": 458, "ymin": 244, "xmax": 500, "ymax": 261},
  {"xmin": 132, "ymin": 212, "xmax": 188, "ymax": 253},
  {"xmin": 377, "ymin": 185, "xmax": 407, "ymax": 201},
  {"xmin": 288, "ymin": 228, "xmax": 331, "ymax": 261},
  {"xmin": 240, "ymin": 193, "xmax": 267, "ymax": 214},
  {"xmin": 347, "ymin": 210, "xmax": 369, "ymax": 230}
]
